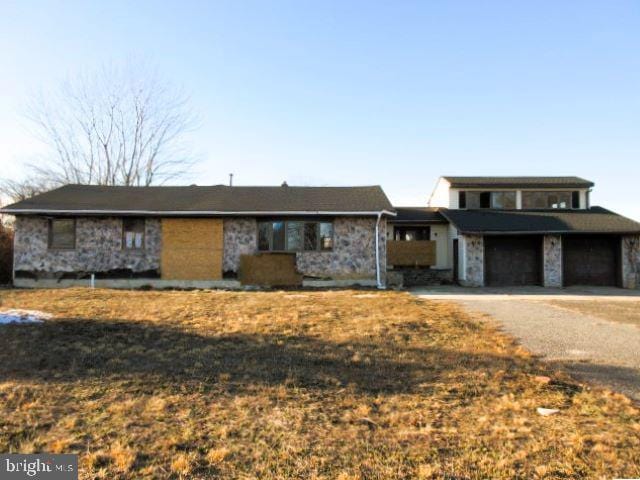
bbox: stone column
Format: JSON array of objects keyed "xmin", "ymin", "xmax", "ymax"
[
  {"xmin": 460, "ymin": 234, "xmax": 484, "ymax": 287},
  {"xmin": 622, "ymin": 235, "xmax": 640, "ymax": 289},
  {"xmin": 543, "ymin": 235, "xmax": 562, "ymax": 287}
]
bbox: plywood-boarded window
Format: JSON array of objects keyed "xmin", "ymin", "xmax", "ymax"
[{"xmin": 161, "ymin": 218, "xmax": 223, "ymax": 280}]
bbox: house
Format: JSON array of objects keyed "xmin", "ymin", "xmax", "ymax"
[
  {"xmin": 386, "ymin": 176, "xmax": 640, "ymax": 288},
  {"xmin": 0, "ymin": 184, "xmax": 395, "ymax": 288},
  {"xmin": 3, "ymin": 176, "xmax": 640, "ymax": 290}
]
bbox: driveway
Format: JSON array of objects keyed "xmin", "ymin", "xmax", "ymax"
[{"xmin": 412, "ymin": 286, "xmax": 640, "ymax": 401}]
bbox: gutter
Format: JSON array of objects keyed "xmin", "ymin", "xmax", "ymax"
[
  {"xmin": 457, "ymin": 230, "xmax": 640, "ymax": 236},
  {"xmin": 0, "ymin": 208, "xmax": 398, "ymax": 217}
]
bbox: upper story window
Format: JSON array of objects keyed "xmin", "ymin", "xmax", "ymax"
[
  {"xmin": 490, "ymin": 191, "xmax": 516, "ymax": 209},
  {"xmin": 258, "ymin": 220, "xmax": 333, "ymax": 252},
  {"xmin": 521, "ymin": 191, "xmax": 576, "ymax": 209},
  {"xmin": 48, "ymin": 218, "xmax": 76, "ymax": 249},
  {"xmin": 123, "ymin": 218, "xmax": 145, "ymax": 249},
  {"xmin": 459, "ymin": 191, "xmax": 516, "ymax": 209}
]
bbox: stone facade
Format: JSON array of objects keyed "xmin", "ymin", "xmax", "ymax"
[
  {"xmin": 296, "ymin": 217, "xmax": 386, "ymax": 280},
  {"xmin": 14, "ymin": 216, "xmax": 161, "ymax": 276},
  {"xmin": 388, "ymin": 267, "xmax": 453, "ymax": 287},
  {"xmin": 543, "ymin": 235, "xmax": 562, "ymax": 287},
  {"xmin": 222, "ymin": 218, "xmax": 258, "ymax": 273},
  {"xmin": 13, "ymin": 215, "xmax": 387, "ymax": 284},
  {"xmin": 460, "ymin": 234, "xmax": 484, "ymax": 287},
  {"xmin": 622, "ymin": 235, "xmax": 640, "ymax": 289}
]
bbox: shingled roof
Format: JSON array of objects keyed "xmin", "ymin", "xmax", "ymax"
[
  {"xmin": 390, "ymin": 207, "xmax": 448, "ymax": 224},
  {"xmin": 1, "ymin": 184, "xmax": 395, "ymax": 216},
  {"xmin": 442, "ymin": 176, "xmax": 594, "ymax": 189},
  {"xmin": 441, "ymin": 207, "xmax": 640, "ymax": 235}
]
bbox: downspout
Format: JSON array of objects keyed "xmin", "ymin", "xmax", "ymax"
[
  {"xmin": 11, "ymin": 219, "xmax": 16, "ymax": 286},
  {"xmin": 375, "ymin": 211, "xmax": 383, "ymax": 289}
]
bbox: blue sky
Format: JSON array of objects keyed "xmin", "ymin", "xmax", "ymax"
[{"xmin": 1, "ymin": 1, "xmax": 639, "ymax": 217}]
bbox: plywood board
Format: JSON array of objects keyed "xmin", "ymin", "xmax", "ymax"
[
  {"xmin": 239, "ymin": 253, "xmax": 302, "ymax": 287},
  {"xmin": 161, "ymin": 218, "xmax": 223, "ymax": 280},
  {"xmin": 387, "ymin": 240, "xmax": 436, "ymax": 267}
]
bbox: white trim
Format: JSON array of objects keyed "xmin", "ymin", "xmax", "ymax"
[{"xmin": 0, "ymin": 208, "xmax": 397, "ymax": 217}]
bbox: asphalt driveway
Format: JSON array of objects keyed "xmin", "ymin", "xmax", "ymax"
[{"xmin": 412, "ymin": 286, "xmax": 640, "ymax": 401}]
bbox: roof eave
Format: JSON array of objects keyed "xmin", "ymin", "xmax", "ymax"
[
  {"xmin": 0, "ymin": 208, "xmax": 397, "ymax": 217},
  {"xmin": 455, "ymin": 229, "xmax": 640, "ymax": 235}
]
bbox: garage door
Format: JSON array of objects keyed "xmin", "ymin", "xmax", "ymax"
[
  {"xmin": 485, "ymin": 236, "xmax": 542, "ymax": 286},
  {"xmin": 563, "ymin": 235, "xmax": 619, "ymax": 286}
]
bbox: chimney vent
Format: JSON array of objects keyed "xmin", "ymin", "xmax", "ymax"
[{"xmin": 281, "ymin": 181, "xmax": 288, "ymax": 187}]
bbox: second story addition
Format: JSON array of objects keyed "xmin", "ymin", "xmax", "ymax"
[{"xmin": 428, "ymin": 176, "xmax": 594, "ymax": 211}]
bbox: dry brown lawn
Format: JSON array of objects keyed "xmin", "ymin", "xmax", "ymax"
[
  {"xmin": 0, "ymin": 288, "xmax": 638, "ymax": 479},
  {"xmin": 547, "ymin": 299, "xmax": 640, "ymax": 328}
]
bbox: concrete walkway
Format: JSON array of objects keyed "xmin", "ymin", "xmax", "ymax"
[{"xmin": 412, "ymin": 286, "xmax": 640, "ymax": 401}]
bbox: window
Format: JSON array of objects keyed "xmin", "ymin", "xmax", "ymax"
[
  {"xmin": 258, "ymin": 220, "xmax": 333, "ymax": 251},
  {"xmin": 394, "ymin": 226, "xmax": 431, "ymax": 241},
  {"xmin": 286, "ymin": 221, "xmax": 303, "ymax": 251},
  {"xmin": 123, "ymin": 218, "xmax": 145, "ymax": 249},
  {"xmin": 461, "ymin": 191, "xmax": 516, "ymax": 209},
  {"xmin": 522, "ymin": 191, "xmax": 573, "ymax": 209},
  {"xmin": 466, "ymin": 192, "xmax": 481, "ymax": 209},
  {"xmin": 303, "ymin": 223, "xmax": 318, "ymax": 251},
  {"xmin": 48, "ymin": 218, "xmax": 75, "ymax": 249},
  {"xmin": 319, "ymin": 222, "xmax": 333, "ymax": 251},
  {"xmin": 491, "ymin": 191, "xmax": 516, "ymax": 209},
  {"xmin": 272, "ymin": 221, "xmax": 285, "ymax": 250},
  {"xmin": 258, "ymin": 222, "xmax": 271, "ymax": 250}
]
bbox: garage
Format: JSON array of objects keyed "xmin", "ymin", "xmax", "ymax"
[
  {"xmin": 563, "ymin": 235, "xmax": 620, "ymax": 286},
  {"xmin": 484, "ymin": 235, "xmax": 542, "ymax": 286}
]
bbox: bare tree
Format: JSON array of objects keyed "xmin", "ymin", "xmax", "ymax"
[
  {"xmin": 0, "ymin": 177, "xmax": 58, "ymax": 202},
  {"xmin": 1, "ymin": 63, "xmax": 197, "ymax": 201}
]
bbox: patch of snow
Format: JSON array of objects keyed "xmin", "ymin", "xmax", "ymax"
[
  {"xmin": 536, "ymin": 407, "xmax": 560, "ymax": 416},
  {"xmin": 0, "ymin": 309, "xmax": 52, "ymax": 325}
]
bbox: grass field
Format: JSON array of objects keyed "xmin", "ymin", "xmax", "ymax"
[
  {"xmin": 0, "ymin": 288, "xmax": 638, "ymax": 479},
  {"xmin": 547, "ymin": 299, "xmax": 640, "ymax": 328}
]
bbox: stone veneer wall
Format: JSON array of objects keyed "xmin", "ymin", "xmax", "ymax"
[
  {"xmin": 222, "ymin": 217, "xmax": 385, "ymax": 281},
  {"xmin": 14, "ymin": 216, "xmax": 161, "ymax": 276},
  {"xmin": 622, "ymin": 235, "xmax": 640, "ymax": 289},
  {"xmin": 389, "ymin": 267, "xmax": 453, "ymax": 287},
  {"xmin": 297, "ymin": 217, "xmax": 386, "ymax": 280},
  {"xmin": 543, "ymin": 235, "xmax": 562, "ymax": 287},
  {"xmin": 15, "ymin": 215, "xmax": 387, "ymax": 283},
  {"xmin": 460, "ymin": 234, "xmax": 484, "ymax": 287},
  {"xmin": 222, "ymin": 218, "xmax": 258, "ymax": 273}
]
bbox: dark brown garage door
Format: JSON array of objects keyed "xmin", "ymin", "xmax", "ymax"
[
  {"xmin": 563, "ymin": 235, "xmax": 620, "ymax": 286},
  {"xmin": 485, "ymin": 236, "xmax": 542, "ymax": 286}
]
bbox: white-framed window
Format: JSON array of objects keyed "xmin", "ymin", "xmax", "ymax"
[{"xmin": 123, "ymin": 218, "xmax": 145, "ymax": 249}]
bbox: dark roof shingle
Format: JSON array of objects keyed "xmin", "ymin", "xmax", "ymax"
[
  {"xmin": 442, "ymin": 176, "xmax": 594, "ymax": 189},
  {"xmin": 390, "ymin": 207, "xmax": 447, "ymax": 224},
  {"xmin": 1, "ymin": 184, "xmax": 394, "ymax": 216},
  {"xmin": 441, "ymin": 207, "xmax": 640, "ymax": 235}
]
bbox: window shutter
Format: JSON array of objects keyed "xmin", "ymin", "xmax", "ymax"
[
  {"xmin": 572, "ymin": 191, "xmax": 580, "ymax": 209},
  {"xmin": 459, "ymin": 191, "xmax": 466, "ymax": 208},
  {"xmin": 480, "ymin": 192, "xmax": 491, "ymax": 208}
]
